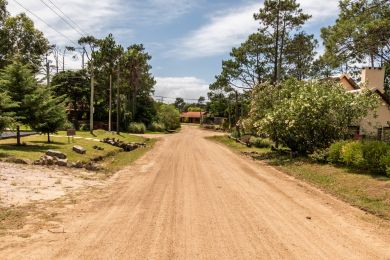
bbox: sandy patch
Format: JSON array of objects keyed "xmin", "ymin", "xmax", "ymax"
[{"xmin": 0, "ymin": 162, "xmax": 102, "ymax": 207}]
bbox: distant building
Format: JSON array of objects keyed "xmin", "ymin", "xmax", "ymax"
[
  {"xmin": 180, "ymin": 111, "xmax": 206, "ymax": 124},
  {"xmin": 336, "ymin": 67, "xmax": 390, "ymax": 140}
]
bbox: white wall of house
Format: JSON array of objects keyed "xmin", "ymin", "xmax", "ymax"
[{"xmin": 358, "ymin": 68, "xmax": 389, "ymax": 137}]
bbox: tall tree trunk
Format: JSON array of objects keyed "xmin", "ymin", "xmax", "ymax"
[
  {"xmin": 116, "ymin": 67, "xmax": 120, "ymax": 134},
  {"xmin": 90, "ymin": 62, "xmax": 94, "ymax": 134},
  {"xmin": 235, "ymin": 90, "xmax": 241, "ymax": 138},
  {"xmin": 109, "ymin": 74, "xmax": 112, "ymax": 132},
  {"xmin": 277, "ymin": 18, "xmax": 286, "ymax": 83},
  {"xmin": 273, "ymin": 0, "xmax": 280, "ymax": 84},
  {"xmin": 16, "ymin": 125, "xmax": 21, "ymax": 146}
]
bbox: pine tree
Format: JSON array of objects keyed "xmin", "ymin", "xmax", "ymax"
[
  {"xmin": 254, "ymin": 0, "xmax": 311, "ymax": 83},
  {"xmin": 0, "ymin": 58, "xmax": 38, "ymax": 145},
  {"xmin": 0, "ymin": 91, "xmax": 16, "ymax": 132},
  {"xmin": 26, "ymin": 87, "xmax": 67, "ymax": 143}
]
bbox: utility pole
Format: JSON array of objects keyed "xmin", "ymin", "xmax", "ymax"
[
  {"xmin": 116, "ymin": 64, "xmax": 121, "ymax": 134},
  {"xmin": 81, "ymin": 47, "xmax": 85, "ymax": 69},
  {"xmin": 109, "ymin": 74, "xmax": 112, "ymax": 132},
  {"xmin": 90, "ymin": 61, "xmax": 94, "ymax": 134},
  {"xmin": 62, "ymin": 48, "xmax": 66, "ymax": 72},
  {"xmin": 45, "ymin": 54, "xmax": 51, "ymax": 87},
  {"xmin": 235, "ymin": 90, "xmax": 241, "ymax": 138}
]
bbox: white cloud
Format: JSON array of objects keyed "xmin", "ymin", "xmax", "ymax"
[
  {"xmin": 7, "ymin": 0, "xmax": 121, "ymax": 46},
  {"xmin": 155, "ymin": 77, "xmax": 209, "ymax": 102},
  {"xmin": 131, "ymin": 0, "xmax": 196, "ymax": 23},
  {"xmin": 171, "ymin": 0, "xmax": 339, "ymax": 59},
  {"xmin": 6, "ymin": 0, "xmax": 198, "ymax": 70},
  {"xmin": 7, "ymin": 0, "xmax": 197, "ymax": 47},
  {"xmin": 171, "ymin": 3, "xmax": 260, "ymax": 59},
  {"xmin": 299, "ymin": 0, "xmax": 339, "ymax": 23}
]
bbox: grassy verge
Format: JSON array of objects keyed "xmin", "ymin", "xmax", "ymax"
[
  {"xmin": 0, "ymin": 130, "xmax": 153, "ymax": 172},
  {"xmin": 207, "ymin": 135, "xmax": 390, "ymax": 220},
  {"xmin": 101, "ymin": 138, "xmax": 157, "ymax": 173}
]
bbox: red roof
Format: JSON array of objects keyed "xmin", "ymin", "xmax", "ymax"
[{"xmin": 180, "ymin": 112, "xmax": 206, "ymax": 118}]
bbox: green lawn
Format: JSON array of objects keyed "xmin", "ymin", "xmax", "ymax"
[
  {"xmin": 208, "ymin": 135, "xmax": 390, "ymax": 220},
  {"xmin": 0, "ymin": 131, "xmax": 153, "ymax": 172}
]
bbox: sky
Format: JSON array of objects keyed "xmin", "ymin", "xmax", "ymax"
[{"xmin": 7, "ymin": 0, "xmax": 341, "ymax": 103}]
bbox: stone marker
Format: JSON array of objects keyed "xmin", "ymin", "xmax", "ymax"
[
  {"xmin": 46, "ymin": 150, "xmax": 67, "ymax": 159},
  {"xmin": 73, "ymin": 145, "xmax": 86, "ymax": 154},
  {"xmin": 56, "ymin": 158, "xmax": 68, "ymax": 167}
]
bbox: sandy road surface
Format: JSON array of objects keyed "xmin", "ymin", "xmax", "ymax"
[{"xmin": 1, "ymin": 125, "xmax": 389, "ymax": 259}]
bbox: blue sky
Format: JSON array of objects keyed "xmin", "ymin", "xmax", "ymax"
[{"xmin": 8, "ymin": 0, "xmax": 340, "ymax": 102}]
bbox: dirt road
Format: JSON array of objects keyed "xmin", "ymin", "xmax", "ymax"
[{"xmin": 1, "ymin": 125, "xmax": 389, "ymax": 259}]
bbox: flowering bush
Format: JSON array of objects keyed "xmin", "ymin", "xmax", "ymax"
[{"xmin": 248, "ymin": 79, "xmax": 378, "ymax": 154}]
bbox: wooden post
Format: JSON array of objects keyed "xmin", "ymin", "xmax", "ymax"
[
  {"xmin": 235, "ymin": 90, "xmax": 241, "ymax": 138},
  {"xmin": 109, "ymin": 74, "xmax": 112, "ymax": 132}
]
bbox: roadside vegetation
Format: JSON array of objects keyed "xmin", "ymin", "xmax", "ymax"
[
  {"xmin": 0, "ymin": 130, "xmax": 152, "ymax": 173},
  {"xmin": 208, "ymin": 135, "xmax": 390, "ymax": 220}
]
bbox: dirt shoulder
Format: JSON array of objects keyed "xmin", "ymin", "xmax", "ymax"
[
  {"xmin": 208, "ymin": 135, "xmax": 390, "ymax": 221},
  {"xmin": 0, "ymin": 162, "xmax": 101, "ymax": 207}
]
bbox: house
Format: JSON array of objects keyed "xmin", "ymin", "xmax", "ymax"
[
  {"xmin": 337, "ymin": 67, "xmax": 390, "ymax": 140},
  {"xmin": 180, "ymin": 111, "xmax": 206, "ymax": 124}
]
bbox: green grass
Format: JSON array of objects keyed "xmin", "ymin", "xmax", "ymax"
[
  {"xmin": 208, "ymin": 135, "xmax": 390, "ymax": 220},
  {"xmin": 0, "ymin": 130, "xmax": 154, "ymax": 173},
  {"xmin": 102, "ymin": 139, "xmax": 157, "ymax": 173},
  {"xmin": 0, "ymin": 135, "xmax": 119, "ymax": 163},
  {"xmin": 56, "ymin": 130, "xmax": 145, "ymax": 143},
  {"xmin": 206, "ymin": 135, "xmax": 270, "ymax": 154}
]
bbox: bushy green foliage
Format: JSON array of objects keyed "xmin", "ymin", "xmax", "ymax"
[
  {"xmin": 327, "ymin": 140, "xmax": 390, "ymax": 176},
  {"xmin": 26, "ymin": 87, "xmax": 68, "ymax": 142},
  {"xmin": 128, "ymin": 122, "xmax": 146, "ymax": 134},
  {"xmin": 0, "ymin": 92, "xmax": 16, "ymax": 132},
  {"xmin": 249, "ymin": 137, "xmax": 273, "ymax": 148},
  {"xmin": 362, "ymin": 141, "xmax": 390, "ymax": 174},
  {"xmin": 309, "ymin": 148, "xmax": 329, "ymax": 163},
  {"xmin": 157, "ymin": 104, "xmax": 180, "ymax": 130},
  {"xmin": 380, "ymin": 152, "xmax": 390, "ymax": 177},
  {"xmin": 248, "ymin": 79, "xmax": 379, "ymax": 154},
  {"xmin": 341, "ymin": 141, "xmax": 365, "ymax": 168},
  {"xmin": 188, "ymin": 106, "xmax": 202, "ymax": 112},
  {"xmin": 149, "ymin": 122, "xmax": 165, "ymax": 132},
  {"xmin": 80, "ymin": 124, "xmax": 89, "ymax": 131},
  {"xmin": 328, "ymin": 141, "xmax": 348, "ymax": 164}
]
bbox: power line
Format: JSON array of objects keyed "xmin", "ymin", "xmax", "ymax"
[
  {"xmin": 11, "ymin": 0, "xmax": 79, "ymax": 46},
  {"xmin": 153, "ymin": 95, "xmax": 209, "ymax": 102},
  {"xmin": 39, "ymin": 0, "xmax": 86, "ymax": 39},
  {"xmin": 46, "ymin": 0, "xmax": 89, "ymax": 36}
]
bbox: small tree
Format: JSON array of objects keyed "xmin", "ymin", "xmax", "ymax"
[
  {"xmin": 174, "ymin": 97, "xmax": 186, "ymax": 112},
  {"xmin": 26, "ymin": 87, "xmax": 67, "ymax": 143},
  {"xmin": 0, "ymin": 92, "xmax": 16, "ymax": 132},
  {"xmin": 0, "ymin": 58, "xmax": 39, "ymax": 145},
  {"xmin": 248, "ymin": 79, "xmax": 379, "ymax": 154},
  {"xmin": 157, "ymin": 104, "xmax": 180, "ymax": 130}
]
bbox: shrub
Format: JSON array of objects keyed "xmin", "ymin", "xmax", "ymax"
[
  {"xmin": 249, "ymin": 79, "xmax": 379, "ymax": 154},
  {"xmin": 149, "ymin": 122, "xmax": 165, "ymax": 132},
  {"xmin": 157, "ymin": 104, "xmax": 180, "ymax": 130},
  {"xmin": 328, "ymin": 141, "xmax": 347, "ymax": 164},
  {"xmin": 80, "ymin": 124, "xmax": 89, "ymax": 131},
  {"xmin": 128, "ymin": 122, "xmax": 146, "ymax": 134},
  {"xmin": 361, "ymin": 140, "xmax": 390, "ymax": 174},
  {"xmin": 341, "ymin": 141, "xmax": 365, "ymax": 168},
  {"xmin": 309, "ymin": 149, "xmax": 329, "ymax": 163},
  {"xmin": 380, "ymin": 152, "xmax": 390, "ymax": 177},
  {"xmin": 249, "ymin": 137, "xmax": 273, "ymax": 148}
]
